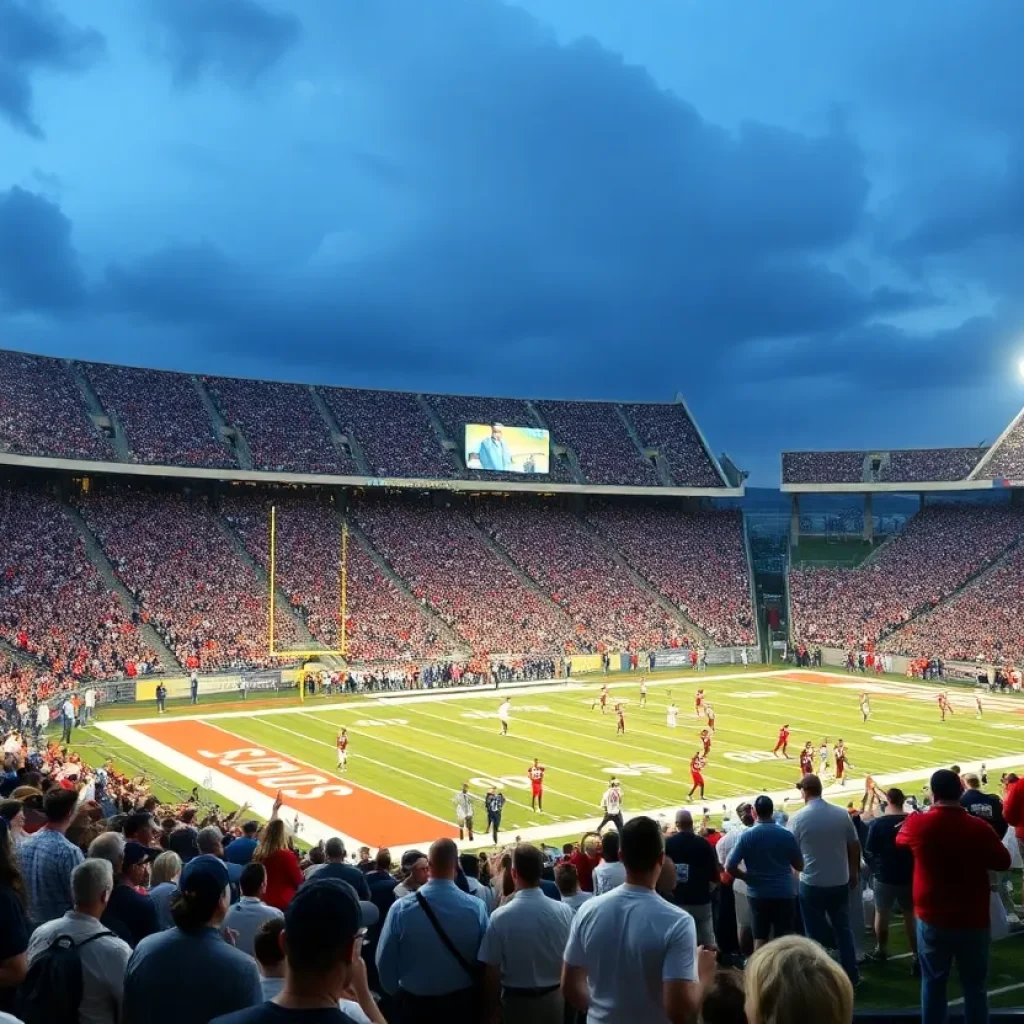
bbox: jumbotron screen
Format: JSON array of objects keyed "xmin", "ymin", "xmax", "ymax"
[{"xmin": 464, "ymin": 423, "xmax": 550, "ymax": 474}]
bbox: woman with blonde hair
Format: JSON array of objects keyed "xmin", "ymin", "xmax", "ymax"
[
  {"xmin": 745, "ymin": 936, "xmax": 853, "ymax": 1024},
  {"xmin": 252, "ymin": 817, "xmax": 303, "ymax": 910},
  {"xmin": 149, "ymin": 850, "xmax": 182, "ymax": 930}
]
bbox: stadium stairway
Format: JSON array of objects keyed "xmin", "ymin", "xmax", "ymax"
[
  {"xmin": 615, "ymin": 405, "xmax": 676, "ymax": 486},
  {"xmin": 337, "ymin": 513, "xmax": 471, "ymax": 657},
  {"xmin": 581, "ymin": 513, "xmax": 714, "ymax": 647},
  {"xmin": 62, "ymin": 503, "xmax": 183, "ymax": 671},
  {"xmin": 309, "ymin": 387, "xmax": 371, "ymax": 475},
  {"xmin": 65, "ymin": 360, "xmax": 132, "ymax": 462},
  {"xmin": 193, "ymin": 375, "xmax": 252, "ymax": 469},
  {"xmin": 415, "ymin": 395, "xmax": 470, "ymax": 474}
]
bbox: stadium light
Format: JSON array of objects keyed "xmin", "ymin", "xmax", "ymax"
[{"xmin": 1018, "ymin": 357, "xmax": 1024, "ymax": 381}]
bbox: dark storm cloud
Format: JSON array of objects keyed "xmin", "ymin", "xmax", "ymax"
[
  {"xmin": 0, "ymin": 186, "xmax": 85, "ymax": 311},
  {"xmin": 146, "ymin": 0, "xmax": 300, "ymax": 87},
  {"xmin": 0, "ymin": 0, "xmax": 105, "ymax": 138}
]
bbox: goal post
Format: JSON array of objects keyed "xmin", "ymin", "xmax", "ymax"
[{"xmin": 267, "ymin": 504, "xmax": 348, "ymax": 660}]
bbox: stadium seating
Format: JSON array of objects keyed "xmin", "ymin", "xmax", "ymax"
[
  {"xmin": 85, "ymin": 362, "xmax": 235, "ymax": 468},
  {"xmin": 790, "ymin": 504, "xmax": 1024, "ymax": 649},
  {"xmin": 981, "ymin": 414, "xmax": 1024, "ymax": 482},
  {"xmin": 625, "ymin": 403, "xmax": 724, "ymax": 487},
  {"xmin": 472, "ymin": 500, "xmax": 691, "ymax": 651},
  {"xmin": 0, "ymin": 350, "xmax": 111, "ymax": 461},
  {"xmin": 782, "ymin": 448, "xmax": 983, "ymax": 484},
  {"xmin": 0, "ymin": 486, "xmax": 159, "ymax": 680},
  {"xmin": 77, "ymin": 488, "xmax": 301, "ymax": 671},
  {"xmin": 222, "ymin": 492, "xmax": 455, "ymax": 662},
  {"xmin": 588, "ymin": 503, "xmax": 755, "ymax": 646},
  {"xmin": 203, "ymin": 376, "xmax": 354, "ymax": 475}
]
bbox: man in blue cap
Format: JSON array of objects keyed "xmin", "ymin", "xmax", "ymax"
[{"xmin": 123, "ymin": 854, "xmax": 262, "ymax": 1024}]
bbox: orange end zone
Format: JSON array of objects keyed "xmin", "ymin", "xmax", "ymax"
[
  {"xmin": 779, "ymin": 671, "xmax": 838, "ymax": 684},
  {"xmin": 132, "ymin": 718, "xmax": 458, "ymax": 847}
]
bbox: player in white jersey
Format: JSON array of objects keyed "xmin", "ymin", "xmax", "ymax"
[
  {"xmin": 818, "ymin": 739, "xmax": 830, "ymax": 776},
  {"xmin": 498, "ymin": 698, "xmax": 511, "ymax": 735},
  {"xmin": 336, "ymin": 728, "xmax": 348, "ymax": 770},
  {"xmin": 860, "ymin": 692, "xmax": 870, "ymax": 722},
  {"xmin": 976, "ymin": 693, "xmax": 984, "ymax": 719},
  {"xmin": 666, "ymin": 703, "xmax": 678, "ymax": 728},
  {"xmin": 639, "ymin": 678, "xmax": 648, "ymax": 708}
]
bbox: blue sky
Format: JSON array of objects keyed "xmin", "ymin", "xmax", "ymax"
[{"xmin": 2, "ymin": 0, "xmax": 1023, "ymax": 482}]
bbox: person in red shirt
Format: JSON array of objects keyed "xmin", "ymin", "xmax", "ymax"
[
  {"xmin": 688, "ymin": 753, "xmax": 707, "ymax": 800},
  {"xmin": 1003, "ymin": 773, "xmax": 1024, "ymax": 860},
  {"xmin": 700, "ymin": 728, "xmax": 712, "ymax": 757},
  {"xmin": 773, "ymin": 725, "xmax": 791, "ymax": 758},
  {"xmin": 528, "ymin": 759, "xmax": 545, "ymax": 812},
  {"xmin": 937, "ymin": 692, "xmax": 953, "ymax": 721},
  {"xmin": 799, "ymin": 742, "xmax": 814, "ymax": 777},
  {"xmin": 896, "ymin": 769, "xmax": 1011, "ymax": 1024},
  {"xmin": 568, "ymin": 831, "xmax": 602, "ymax": 892},
  {"xmin": 694, "ymin": 688, "xmax": 704, "ymax": 716},
  {"xmin": 252, "ymin": 798, "xmax": 304, "ymax": 910},
  {"xmin": 615, "ymin": 702, "xmax": 625, "ymax": 735}
]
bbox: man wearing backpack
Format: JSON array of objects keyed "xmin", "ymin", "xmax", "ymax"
[{"xmin": 22, "ymin": 858, "xmax": 131, "ymax": 1024}]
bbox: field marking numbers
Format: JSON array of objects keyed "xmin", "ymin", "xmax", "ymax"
[{"xmin": 872, "ymin": 734, "xmax": 933, "ymax": 745}]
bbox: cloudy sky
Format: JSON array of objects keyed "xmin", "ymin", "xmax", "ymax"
[{"xmin": 2, "ymin": 0, "xmax": 1023, "ymax": 482}]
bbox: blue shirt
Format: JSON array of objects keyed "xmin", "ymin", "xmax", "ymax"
[
  {"xmin": 124, "ymin": 926, "xmax": 262, "ymax": 1024},
  {"xmin": 19, "ymin": 827, "xmax": 84, "ymax": 926},
  {"xmin": 148, "ymin": 881, "xmax": 177, "ymax": 930},
  {"xmin": 726, "ymin": 821, "xmax": 801, "ymax": 899},
  {"xmin": 224, "ymin": 837, "xmax": 258, "ymax": 865},
  {"xmin": 376, "ymin": 879, "xmax": 489, "ymax": 996}
]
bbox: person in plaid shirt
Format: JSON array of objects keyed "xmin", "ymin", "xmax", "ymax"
[{"xmin": 18, "ymin": 787, "xmax": 83, "ymax": 926}]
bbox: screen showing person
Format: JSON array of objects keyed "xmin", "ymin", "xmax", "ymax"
[{"xmin": 464, "ymin": 423, "xmax": 550, "ymax": 473}]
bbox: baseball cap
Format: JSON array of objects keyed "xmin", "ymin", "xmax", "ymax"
[
  {"xmin": 284, "ymin": 879, "xmax": 365, "ymax": 963},
  {"xmin": 400, "ymin": 849, "xmax": 426, "ymax": 871},
  {"xmin": 123, "ymin": 841, "xmax": 159, "ymax": 869},
  {"xmin": 179, "ymin": 853, "xmax": 230, "ymax": 900}
]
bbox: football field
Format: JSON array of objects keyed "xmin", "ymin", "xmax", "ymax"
[{"xmin": 96, "ymin": 669, "xmax": 1024, "ymax": 852}]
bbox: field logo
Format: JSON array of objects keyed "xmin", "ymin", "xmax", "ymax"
[
  {"xmin": 462, "ymin": 704, "xmax": 551, "ymax": 719},
  {"xmin": 872, "ymin": 734, "xmax": 933, "ymax": 745},
  {"xmin": 468, "ymin": 775, "xmax": 532, "ymax": 791},
  {"xmin": 600, "ymin": 763, "xmax": 671, "ymax": 776},
  {"xmin": 196, "ymin": 746, "xmax": 353, "ymax": 799},
  {"xmin": 725, "ymin": 751, "xmax": 780, "ymax": 763}
]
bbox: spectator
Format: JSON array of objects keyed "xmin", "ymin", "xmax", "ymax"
[
  {"xmin": 123, "ymin": 854, "xmax": 262, "ymax": 1024},
  {"xmin": 744, "ymin": 935, "xmax": 854, "ymax": 1024},
  {"xmin": 304, "ymin": 838, "xmax": 370, "ymax": 899},
  {"xmin": 376, "ymin": 838, "xmax": 489, "ymax": 1019},
  {"xmin": 999, "ymin": 772, "xmax": 1024, "ymax": 860},
  {"xmin": 863, "ymin": 788, "xmax": 916, "ymax": 967},
  {"xmin": 715, "ymin": 802, "xmax": 755, "ymax": 956},
  {"xmin": 562, "ymin": 816, "xmax": 716, "ymax": 1023},
  {"xmin": 478, "ymin": 843, "xmax": 574, "ymax": 1024},
  {"xmin": 123, "ymin": 812, "xmax": 157, "ymax": 849},
  {"xmin": 148, "ymin": 850, "xmax": 182, "ymax": 931},
  {"xmin": 665, "ymin": 809, "xmax": 720, "ymax": 948},
  {"xmin": 102, "ymin": 841, "xmax": 160, "ymax": 948},
  {"xmin": 789, "ymin": 775, "xmax": 860, "ymax": 986},
  {"xmin": 197, "ymin": 826, "xmax": 244, "ymax": 891},
  {"xmin": 18, "ymin": 787, "xmax": 83, "ymax": 927},
  {"xmin": 252, "ymin": 817, "xmax": 303, "ymax": 911},
  {"xmin": 592, "ymin": 831, "xmax": 626, "ymax": 895},
  {"xmin": 225, "ymin": 822, "xmax": 260, "ymax": 866},
  {"xmin": 554, "ymin": 862, "xmax": 592, "ymax": 914},
  {"xmin": 0, "ymin": 818, "xmax": 28, "ymax": 1016},
  {"xmin": 392, "ymin": 850, "xmax": 428, "ymax": 899},
  {"xmin": 251, "ymin": 917, "xmax": 287, "ymax": 1000},
  {"xmin": 698, "ymin": 969, "xmax": 746, "ymax": 1024},
  {"xmin": 568, "ymin": 833, "xmax": 602, "ymax": 894},
  {"xmin": 0, "ymin": 802, "xmax": 25, "ymax": 848},
  {"xmin": 25, "ymin": 858, "xmax": 132, "ymax": 1024},
  {"xmin": 222, "ymin": 863, "xmax": 284, "ymax": 959},
  {"xmin": 459, "ymin": 853, "xmax": 494, "ymax": 912},
  {"xmin": 364, "ymin": 850, "xmax": 399, "ymax": 920},
  {"xmin": 212, "ymin": 878, "xmax": 383, "ymax": 1024},
  {"xmin": 896, "ymin": 769, "xmax": 1012, "ymax": 1024},
  {"xmin": 725, "ymin": 796, "xmax": 802, "ymax": 949},
  {"xmin": 960, "ymin": 772, "xmax": 1008, "ymax": 838}
]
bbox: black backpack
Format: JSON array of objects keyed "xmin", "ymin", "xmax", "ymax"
[{"xmin": 17, "ymin": 929, "xmax": 115, "ymax": 1024}]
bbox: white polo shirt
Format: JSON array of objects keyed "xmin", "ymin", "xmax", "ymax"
[
  {"xmin": 478, "ymin": 887, "xmax": 573, "ymax": 988},
  {"xmin": 563, "ymin": 884, "xmax": 697, "ymax": 1024},
  {"xmin": 716, "ymin": 823, "xmax": 750, "ymax": 896}
]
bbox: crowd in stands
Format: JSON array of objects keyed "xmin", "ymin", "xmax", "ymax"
[
  {"xmin": 222, "ymin": 493, "xmax": 453, "ymax": 663},
  {"xmin": 589, "ymin": 504, "xmax": 755, "ymax": 646},
  {"xmin": 85, "ymin": 363, "xmax": 234, "ymax": 469},
  {"xmin": 791, "ymin": 504, "xmax": 1024, "ymax": 649},
  {"xmin": 352, "ymin": 499, "xmax": 575, "ymax": 656},
  {"xmin": 538, "ymin": 400, "xmax": 660, "ymax": 486},
  {"xmin": 474, "ymin": 501, "xmax": 691, "ymax": 651},
  {"xmin": 203, "ymin": 377, "xmax": 354, "ymax": 476},
  {"xmin": 984, "ymin": 414, "xmax": 1024, "ymax": 482},
  {"xmin": 0, "ymin": 487, "xmax": 159, "ymax": 682},
  {"xmin": 323, "ymin": 389, "xmax": 455, "ymax": 480},
  {"xmin": 625, "ymin": 403, "xmax": 724, "ymax": 487},
  {"xmin": 782, "ymin": 448, "xmax": 984, "ymax": 484},
  {"xmin": 0, "ymin": 352, "xmax": 110, "ymax": 462},
  {"xmin": 78, "ymin": 489, "xmax": 301, "ymax": 672}
]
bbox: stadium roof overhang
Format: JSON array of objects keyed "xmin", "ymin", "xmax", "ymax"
[{"xmin": 0, "ymin": 452, "xmax": 744, "ymax": 498}]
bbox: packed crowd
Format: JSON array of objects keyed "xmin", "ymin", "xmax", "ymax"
[
  {"xmin": 85, "ymin": 363, "xmax": 234, "ymax": 469},
  {"xmin": 222, "ymin": 493, "xmax": 453, "ymax": 662},
  {"xmin": 538, "ymin": 400, "xmax": 660, "ymax": 486},
  {"xmin": 790, "ymin": 504, "xmax": 1024, "ymax": 649},
  {"xmin": 625, "ymin": 403, "xmax": 724, "ymax": 487},
  {"xmin": 203, "ymin": 377, "xmax": 354, "ymax": 476},
  {"xmin": 323, "ymin": 389, "xmax": 454, "ymax": 480},
  {"xmin": 782, "ymin": 448, "xmax": 984, "ymax": 484},
  {"xmin": 882, "ymin": 543, "xmax": 1024, "ymax": 663},
  {"xmin": 77, "ymin": 490, "xmax": 301, "ymax": 672},
  {"xmin": 0, "ymin": 351, "xmax": 110, "ymax": 462},
  {"xmin": 0, "ymin": 488, "xmax": 159, "ymax": 682},
  {"xmin": 589, "ymin": 504, "xmax": 755, "ymax": 646},
  {"xmin": 985, "ymin": 414, "xmax": 1024, "ymax": 482},
  {"xmin": 473, "ymin": 501, "xmax": 691, "ymax": 651}
]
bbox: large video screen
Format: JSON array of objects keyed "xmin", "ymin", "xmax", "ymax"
[{"xmin": 464, "ymin": 423, "xmax": 550, "ymax": 474}]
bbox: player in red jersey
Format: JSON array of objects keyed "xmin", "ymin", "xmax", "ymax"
[
  {"xmin": 799, "ymin": 741, "xmax": 814, "ymax": 776},
  {"xmin": 688, "ymin": 752, "xmax": 707, "ymax": 799},
  {"xmin": 615, "ymin": 701, "xmax": 626, "ymax": 735},
  {"xmin": 938, "ymin": 692, "xmax": 953, "ymax": 721},
  {"xmin": 700, "ymin": 728, "xmax": 712, "ymax": 756},
  {"xmin": 705, "ymin": 703, "xmax": 716, "ymax": 733},
  {"xmin": 592, "ymin": 685, "xmax": 609, "ymax": 713},
  {"xmin": 336, "ymin": 728, "xmax": 348, "ymax": 771},
  {"xmin": 528, "ymin": 758, "xmax": 546, "ymax": 811},
  {"xmin": 639, "ymin": 677, "xmax": 648, "ymax": 708},
  {"xmin": 834, "ymin": 739, "xmax": 850, "ymax": 785},
  {"xmin": 695, "ymin": 689, "xmax": 705, "ymax": 717},
  {"xmin": 773, "ymin": 724, "xmax": 791, "ymax": 758}
]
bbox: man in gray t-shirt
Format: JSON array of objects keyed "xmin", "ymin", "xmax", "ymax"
[{"xmin": 789, "ymin": 774, "xmax": 861, "ymax": 985}]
